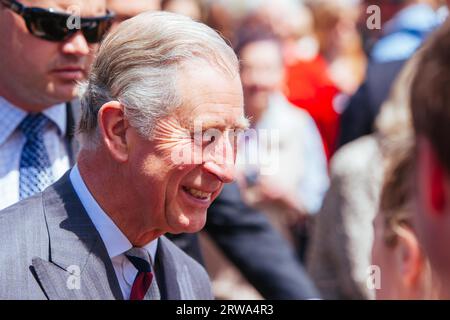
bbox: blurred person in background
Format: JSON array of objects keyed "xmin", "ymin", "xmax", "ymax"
[
  {"xmin": 308, "ymin": 52, "xmax": 419, "ymax": 299},
  {"xmin": 202, "ymin": 0, "xmax": 238, "ymax": 44},
  {"xmin": 161, "ymin": 0, "xmax": 202, "ymax": 21},
  {"xmin": 107, "ymin": 0, "xmax": 160, "ymax": 29},
  {"xmin": 237, "ymin": 0, "xmax": 349, "ymax": 160},
  {"xmin": 410, "ymin": 18, "xmax": 450, "ymax": 299},
  {"xmin": 304, "ymin": 0, "xmax": 366, "ymax": 95},
  {"xmin": 235, "ymin": 30, "xmax": 329, "ymax": 260},
  {"xmin": 284, "ymin": 0, "xmax": 367, "ymax": 160},
  {"xmin": 338, "ymin": 0, "xmax": 445, "ymax": 147},
  {"xmin": 0, "ymin": 0, "xmax": 112, "ymax": 210},
  {"xmin": 239, "ymin": 0, "xmax": 315, "ymax": 64},
  {"xmin": 372, "ymin": 139, "xmax": 438, "ymax": 299}
]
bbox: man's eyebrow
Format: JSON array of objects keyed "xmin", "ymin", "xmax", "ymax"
[
  {"xmin": 235, "ymin": 117, "xmax": 251, "ymax": 130},
  {"xmin": 187, "ymin": 117, "xmax": 250, "ymax": 132}
]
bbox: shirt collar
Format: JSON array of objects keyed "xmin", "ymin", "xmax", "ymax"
[
  {"xmin": 43, "ymin": 102, "xmax": 67, "ymax": 137},
  {"xmin": 0, "ymin": 97, "xmax": 26, "ymax": 147},
  {"xmin": 0, "ymin": 97, "xmax": 67, "ymax": 147},
  {"xmin": 69, "ymin": 165, "xmax": 158, "ymax": 261}
]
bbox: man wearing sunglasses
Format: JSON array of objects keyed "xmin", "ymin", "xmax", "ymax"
[{"xmin": 0, "ymin": 0, "xmax": 113, "ymax": 210}]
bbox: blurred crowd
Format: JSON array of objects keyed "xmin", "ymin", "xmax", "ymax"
[{"xmin": 2, "ymin": 0, "xmax": 450, "ymax": 299}]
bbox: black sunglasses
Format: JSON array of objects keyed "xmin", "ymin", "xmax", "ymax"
[{"xmin": 1, "ymin": 0, "xmax": 114, "ymax": 43}]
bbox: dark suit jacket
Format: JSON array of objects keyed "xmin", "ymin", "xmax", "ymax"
[
  {"xmin": 0, "ymin": 173, "xmax": 213, "ymax": 299},
  {"xmin": 338, "ymin": 59, "xmax": 407, "ymax": 147},
  {"xmin": 168, "ymin": 183, "xmax": 321, "ymax": 300}
]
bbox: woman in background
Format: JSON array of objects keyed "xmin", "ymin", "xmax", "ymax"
[{"xmin": 372, "ymin": 141, "xmax": 438, "ymax": 299}]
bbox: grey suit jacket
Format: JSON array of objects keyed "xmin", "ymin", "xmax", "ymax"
[
  {"xmin": 307, "ymin": 135, "xmax": 382, "ymax": 299},
  {"xmin": 0, "ymin": 173, "xmax": 213, "ymax": 300}
]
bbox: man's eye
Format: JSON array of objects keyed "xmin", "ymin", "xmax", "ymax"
[
  {"xmin": 190, "ymin": 132, "xmax": 216, "ymax": 145},
  {"xmin": 203, "ymin": 134, "xmax": 216, "ymax": 145}
]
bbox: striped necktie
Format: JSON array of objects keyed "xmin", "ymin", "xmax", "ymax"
[
  {"xmin": 18, "ymin": 113, "xmax": 54, "ymax": 200},
  {"xmin": 126, "ymin": 247, "xmax": 161, "ymax": 300}
]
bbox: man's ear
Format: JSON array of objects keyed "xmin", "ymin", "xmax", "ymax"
[
  {"xmin": 98, "ymin": 101, "xmax": 129, "ymax": 162},
  {"xmin": 395, "ymin": 226, "xmax": 424, "ymax": 289}
]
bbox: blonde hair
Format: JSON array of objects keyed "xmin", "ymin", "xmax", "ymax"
[
  {"xmin": 379, "ymin": 139, "xmax": 415, "ymax": 246},
  {"xmin": 379, "ymin": 139, "xmax": 439, "ymax": 299},
  {"xmin": 77, "ymin": 11, "xmax": 239, "ymax": 149}
]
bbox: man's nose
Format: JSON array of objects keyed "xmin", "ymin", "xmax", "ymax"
[
  {"xmin": 203, "ymin": 160, "xmax": 236, "ymax": 184},
  {"xmin": 202, "ymin": 132, "xmax": 237, "ymax": 183},
  {"xmin": 61, "ymin": 32, "xmax": 90, "ymax": 56}
]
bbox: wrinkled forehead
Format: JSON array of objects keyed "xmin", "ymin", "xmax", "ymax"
[
  {"xmin": 22, "ymin": 0, "xmax": 106, "ymax": 15},
  {"xmin": 172, "ymin": 63, "xmax": 246, "ymax": 130},
  {"xmin": 174, "ymin": 94, "xmax": 248, "ymax": 132},
  {"xmin": 175, "ymin": 106, "xmax": 247, "ymax": 133},
  {"xmin": 191, "ymin": 108, "xmax": 248, "ymax": 132}
]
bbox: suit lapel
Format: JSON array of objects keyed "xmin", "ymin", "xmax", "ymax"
[
  {"xmin": 156, "ymin": 237, "xmax": 198, "ymax": 300},
  {"xmin": 155, "ymin": 237, "xmax": 180, "ymax": 300},
  {"xmin": 65, "ymin": 100, "xmax": 80, "ymax": 166},
  {"xmin": 32, "ymin": 173, "xmax": 123, "ymax": 300}
]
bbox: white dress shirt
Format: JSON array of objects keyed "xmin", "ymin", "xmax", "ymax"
[
  {"xmin": 0, "ymin": 97, "xmax": 70, "ymax": 210},
  {"xmin": 69, "ymin": 165, "xmax": 158, "ymax": 300}
]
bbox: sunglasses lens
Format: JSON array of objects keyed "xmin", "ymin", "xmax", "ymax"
[
  {"xmin": 25, "ymin": 10, "xmax": 112, "ymax": 43},
  {"xmin": 81, "ymin": 19, "xmax": 112, "ymax": 43},
  {"xmin": 26, "ymin": 11, "xmax": 72, "ymax": 42}
]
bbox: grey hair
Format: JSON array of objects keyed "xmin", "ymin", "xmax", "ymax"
[{"xmin": 77, "ymin": 11, "xmax": 239, "ymax": 149}]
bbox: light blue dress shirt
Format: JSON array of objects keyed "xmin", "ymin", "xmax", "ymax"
[{"xmin": 0, "ymin": 97, "xmax": 69, "ymax": 210}]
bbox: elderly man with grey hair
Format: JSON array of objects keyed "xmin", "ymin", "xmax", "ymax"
[{"xmin": 0, "ymin": 11, "xmax": 247, "ymax": 300}]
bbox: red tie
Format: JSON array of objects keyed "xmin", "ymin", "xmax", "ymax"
[{"xmin": 126, "ymin": 251, "xmax": 154, "ymax": 300}]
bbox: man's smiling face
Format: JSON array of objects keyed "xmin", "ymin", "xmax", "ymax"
[{"xmin": 127, "ymin": 63, "xmax": 247, "ymax": 235}]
